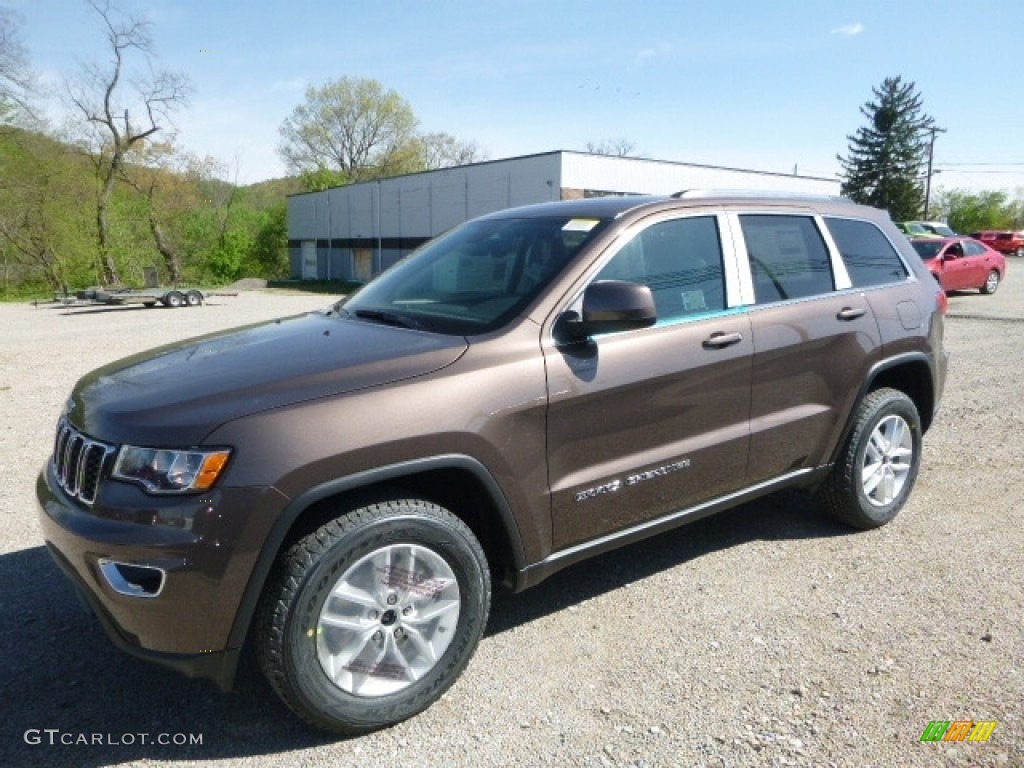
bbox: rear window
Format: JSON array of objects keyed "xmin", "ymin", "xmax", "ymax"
[
  {"xmin": 911, "ymin": 240, "xmax": 943, "ymax": 260},
  {"xmin": 824, "ymin": 218, "xmax": 909, "ymax": 287}
]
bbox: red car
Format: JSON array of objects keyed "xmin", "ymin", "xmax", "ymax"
[
  {"xmin": 910, "ymin": 236, "xmax": 1006, "ymax": 294},
  {"xmin": 971, "ymin": 230, "xmax": 1024, "ymax": 257}
]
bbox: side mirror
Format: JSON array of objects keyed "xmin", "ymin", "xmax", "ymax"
[{"xmin": 561, "ymin": 280, "xmax": 657, "ymax": 340}]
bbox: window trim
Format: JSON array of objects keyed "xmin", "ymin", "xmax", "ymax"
[{"xmin": 727, "ymin": 210, "xmax": 851, "ymax": 307}]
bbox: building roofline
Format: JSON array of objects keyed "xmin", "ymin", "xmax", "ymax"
[{"xmin": 286, "ymin": 149, "xmax": 838, "ymax": 198}]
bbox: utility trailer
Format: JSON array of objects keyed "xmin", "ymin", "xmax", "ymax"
[{"xmin": 76, "ymin": 286, "xmax": 208, "ymax": 308}]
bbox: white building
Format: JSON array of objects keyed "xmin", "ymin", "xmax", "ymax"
[{"xmin": 286, "ymin": 150, "xmax": 840, "ymax": 281}]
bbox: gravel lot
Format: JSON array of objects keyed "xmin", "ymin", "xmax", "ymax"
[{"xmin": 1, "ymin": 277, "xmax": 1021, "ymax": 768}]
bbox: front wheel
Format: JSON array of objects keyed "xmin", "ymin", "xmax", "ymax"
[
  {"xmin": 818, "ymin": 388, "xmax": 922, "ymax": 529},
  {"xmin": 981, "ymin": 269, "xmax": 1000, "ymax": 295},
  {"xmin": 257, "ymin": 497, "xmax": 491, "ymax": 734}
]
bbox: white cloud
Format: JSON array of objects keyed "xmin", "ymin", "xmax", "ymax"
[
  {"xmin": 635, "ymin": 43, "xmax": 672, "ymax": 66},
  {"xmin": 831, "ymin": 22, "xmax": 864, "ymax": 37}
]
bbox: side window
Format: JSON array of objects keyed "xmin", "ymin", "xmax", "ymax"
[
  {"xmin": 594, "ymin": 216, "xmax": 725, "ymax": 323},
  {"xmin": 740, "ymin": 215, "xmax": 834, "ymax": 303},
  {"xmin": 824, "ymin": 217, "xmax": 909, "ymax": 287},
  {"xmin": 963, "ymin": 240, "xmax": 986, "ymax": 257}
]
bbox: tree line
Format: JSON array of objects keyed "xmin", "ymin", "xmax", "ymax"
[
  {"xmin": 2, "ymin": 4, "xmax": 1021, "ymax": 299},
  {"xmin": 0, "ymin": 1, "xmax": 485, "ymax": 299}
]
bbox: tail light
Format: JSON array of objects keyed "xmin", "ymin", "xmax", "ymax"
[{"xmin": 936, "ymin": 289, "xmax": 948, "ymax": 315}]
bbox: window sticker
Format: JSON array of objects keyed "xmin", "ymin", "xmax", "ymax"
[
  {"xmin": 682, "ymin": 291, "xmax": 707, "ymax": 311},
  {"xmin": 563, "ymin": 219, "xmax": 600, "ymax": 232}
]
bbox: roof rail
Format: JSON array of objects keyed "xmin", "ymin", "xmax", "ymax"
[{"xmin": 670, "ymin": 189, "xmax": 849, "ymax": 202}]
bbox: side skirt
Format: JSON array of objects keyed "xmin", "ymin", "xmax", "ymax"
[{"xmin": 512, "ymin": 466, "xmax": 829, "ymax": 592}]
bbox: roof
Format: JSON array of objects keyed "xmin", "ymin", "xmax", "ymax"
[{"xmin": 287, "ymin": 149, "xmax": 839, "ymax": 199}]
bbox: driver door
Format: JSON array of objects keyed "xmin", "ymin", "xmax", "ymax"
[{"xmin": 542, "ymin": 214, "xmax": 753, "ymax": 550}]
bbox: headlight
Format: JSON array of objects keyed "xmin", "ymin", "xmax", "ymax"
[{"xmin": 112, "ymin": 446, "xmax": 231, "ymax": 494}]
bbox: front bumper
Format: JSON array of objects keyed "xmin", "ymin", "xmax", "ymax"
[{"xmin": 36, "ymin": 462, "xmax": 288, "ymax": 689}]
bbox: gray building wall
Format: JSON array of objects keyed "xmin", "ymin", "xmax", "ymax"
[{"xmin": 287, "ymin": 151, "xmax": 840, "ymax": 281}]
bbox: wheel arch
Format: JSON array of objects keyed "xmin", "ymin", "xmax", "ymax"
[
  {"xmin": 224, "ymin": 455, "xmax": 526, "ymax": 658},
  {"xmin": 829, "ymin": 353, "xmax": 936, "ymax": 466}
]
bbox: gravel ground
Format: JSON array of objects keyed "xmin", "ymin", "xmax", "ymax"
[{"xmin": 1, "ymin": 278, "xmax": 1021, "ymax": 768}]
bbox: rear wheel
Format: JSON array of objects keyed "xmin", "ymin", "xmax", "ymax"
[
  {"xmin": 818, "ymin": 388, "xmax": 922, "ymax": 529},
  {"xmin": 257, "ymin": 497, "xmax": 490, "ymax": 734},
  {"xmin": 185, "ymin": 290, "xmax": 203, "ymax": 307},
  {"xmin": 981, "ymin": 269, "xmax": 1000, "ymax": 294},
  {"xmin": 164, "ymin": 291, "xmax": 185, "ymax": 308}
]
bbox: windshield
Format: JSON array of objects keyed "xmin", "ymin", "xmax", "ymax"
[
  {"xmin": 904, "ymin": 222, "xmax": 929, "ymax": 235},
  {"xmin": 340, "ymin": 215, "xmax": 610, "ymax": 334},
  {"xmin": 911, "ymin": 240, "xmax": 943, "ymax": 260}
]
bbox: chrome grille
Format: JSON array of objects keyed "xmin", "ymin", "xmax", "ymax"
[{"xmin": 52, "ymin": 418, "xmax": 116, "ymax": 506}]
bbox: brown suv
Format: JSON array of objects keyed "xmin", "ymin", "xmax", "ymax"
[{"xmin": 37, "ymin": 192, "xmax": 948, "ymax": 733}]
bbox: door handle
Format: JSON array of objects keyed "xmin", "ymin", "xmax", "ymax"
[
  {"xmin": 702, "ymin": 331, "xmax": 743, "ymax": 349},
  {"xmin": 837, "ymin": 307, "xmax": 866, "ymax": 321}
]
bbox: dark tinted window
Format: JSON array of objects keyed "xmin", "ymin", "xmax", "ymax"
[
  {"xmin": 911, "ymin": 240, "xmax": 942, "ymax": 260},
  {"xmin": 825, "ymin": 217, "xmax": 909, "ymax": 287},
  {"xmin": 740, "ymin": 215, "xmax": 834, "ymax": 303},
  {"xmin": 595, "ymin": 216, "xmax": 725, "ymax": 323}
]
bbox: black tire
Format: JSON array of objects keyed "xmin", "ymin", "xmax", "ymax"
[
  {"xmin": 257, "ymin": 497, "xmax": 490, "ymax": 734},
  {"xmin": 818, "ymin": 388, "xmax": 922, "ymax": 530},
  {"xmin": 981, "ymin": 269, "xmax": 1000, "ymax": 295},
  {"xmin": 185, "ymin": 290, "xmax": 203, "ymax": 307},
  {"xmin": 164, "ymin": 291, "xmax": 185, "ymax": 308}
]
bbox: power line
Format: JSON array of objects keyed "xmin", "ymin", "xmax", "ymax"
[{"xmin": 935, "ymin": 162, "xmax": 1024, "ymax": 167}]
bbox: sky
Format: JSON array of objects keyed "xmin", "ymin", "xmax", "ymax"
[{"xmin": 11, "ymin": 0, "xmax": 1024, "ymax": 194}]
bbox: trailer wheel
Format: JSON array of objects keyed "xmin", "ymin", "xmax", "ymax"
[
  {"xmin": 164, "ymin": 291, "xmax": 185, "ymax": 308},
  {"xmin": 185, "ymin": 290, "xmax": 203, "ymax": 307}
]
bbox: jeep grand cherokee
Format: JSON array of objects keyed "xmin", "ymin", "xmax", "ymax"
[{"xmin": 38, "ymin": 191, "xmax": 948, "ymax": 733}]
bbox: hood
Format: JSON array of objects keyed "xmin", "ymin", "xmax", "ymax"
[{"xmin": 68, "ymin": 311, "xmax": 468, "ymax": 446}]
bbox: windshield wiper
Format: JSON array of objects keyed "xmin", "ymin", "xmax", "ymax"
[{"xmin": 352, "ymin": 308, "xmax": 424, "ymax": 331}]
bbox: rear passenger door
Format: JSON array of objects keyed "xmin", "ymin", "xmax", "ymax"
[
  {"xmin": 544, "ymin": 213, "xmax": 752, "ymax": 551},
  {"xmin": 962, "ymin": 238, "xmax": 994, "ymax": 287},
  {"xmin": 737, "ymin": 212, "xmax": 883, "ymax": 484}
]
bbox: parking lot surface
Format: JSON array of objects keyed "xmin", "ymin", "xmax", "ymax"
[{"xmin": 1, "ymin": 280, "xmax": 1021, "ymax": 767}]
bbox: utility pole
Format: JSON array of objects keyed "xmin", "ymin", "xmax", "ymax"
[{"xmin": 923, "ymin": 126, "xmax": 947, "ymax": 220}]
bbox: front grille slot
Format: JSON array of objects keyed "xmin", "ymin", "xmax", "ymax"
[{"xmin": 52, "ymin": 419, "xmax": 116, "ymax": 506}]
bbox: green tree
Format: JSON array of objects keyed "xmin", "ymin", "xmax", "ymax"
[
  {"xmin": 279, "ymin": 77, "xmax": 421, "ymax": 183},
  {"xmin": 838, "ymin": 76, "xmax": 934, "ymax": 221},
  {"xmin": 279, "ymin": 77, "xmax": 486, "ymax": 189},
  {"xmin": 0, "ymin": 129, "xmax": 96, "ymax": 293},
  {"xmin": 931, "ymin": 189, "xmax": 1024, "ymax": 233},
  {"xmin": 250, "ymin": 203, "xmax": 289, "ymax": 278}
]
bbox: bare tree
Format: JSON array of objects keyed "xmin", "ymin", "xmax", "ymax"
[
  {"xmin": 0, "ymin": 6, "xmax": 36, "ymax": 124},
  {"xmin": 68, "ymin": 0, "xmax": 190, "ymax": 285},
  {"xmin": 419, "ymin": 132, "xmax": 486, "ymax": 170},
  {"xmin": 585, "ymin": 138, "xmax": 637, "ymax": 157}
]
